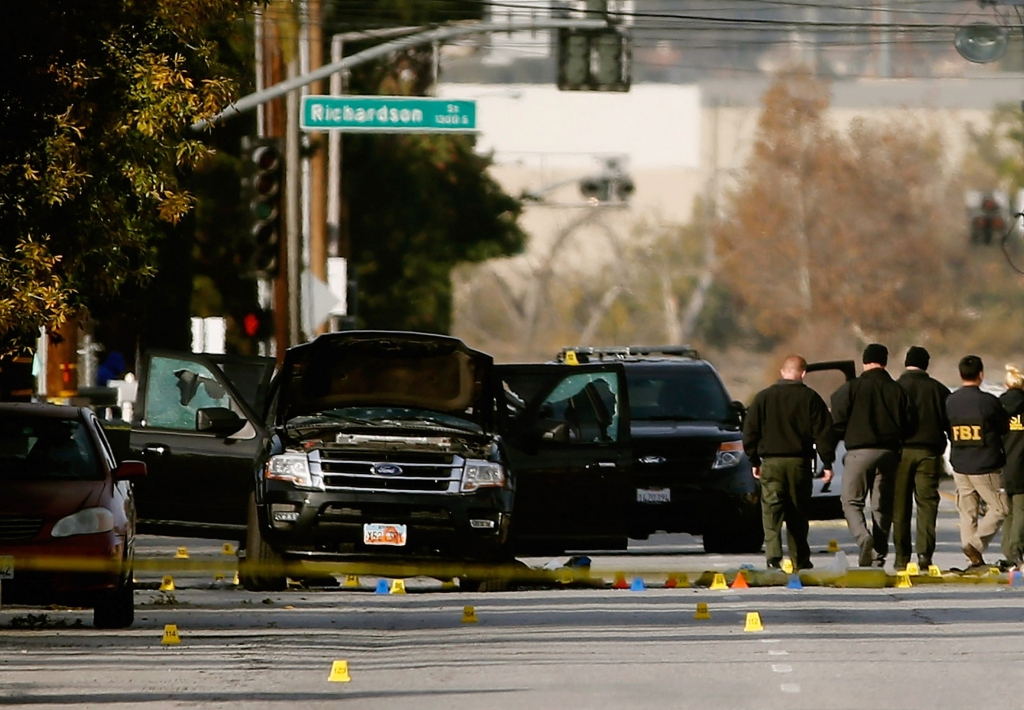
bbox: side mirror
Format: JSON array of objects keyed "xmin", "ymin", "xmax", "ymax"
[
  {"xmin": 196, "ymin": 407, "xmax": 246, "ymax": 437},
  {"xmin": 729, "ymin": 400, "xmax": 746, "ymax": 426},
  {"xmin": 113, "ymin": 460, "xmax": 147, "ymax": 481}
]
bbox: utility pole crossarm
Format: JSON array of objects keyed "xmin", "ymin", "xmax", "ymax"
[{"xmin": 193, "ymin": 18, "xmax": 610, "ymax": 130}]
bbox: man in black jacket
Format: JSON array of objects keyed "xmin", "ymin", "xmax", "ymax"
[
  {"xmin": 743, "ymin": 355, "xmax": 835, "ymax": 570},
  {"xmin": 947, "ymin": 355, "xmax": 1010, "ymax": 569},
  {"xmin": 831, "ymin": 344, "xmax": 914, "ymax": 567},
  {"xmin": 894, "ymin": 346, "xmax": 950, "ymax": 571},
  {"xmin": 998, "ymin": 365, "xmax": 1024, "ymax": 569}
]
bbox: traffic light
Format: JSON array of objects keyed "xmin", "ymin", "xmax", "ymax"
[
  {"xmin": 241, "ymin": 309, "xmax": 274, "ymax": 341},
  {"xmin": 579, "ymin": 159, "xmax": 634, "ymax": 204},
  {"xmin": 557, "ymin": 28, "xmax": 631, "ymax": 92},
  {"xmin": 242, "ymin": 137, "xmax": 283, "ymax": 277},
  {"xmin": 969, "ymin": 191, "xmax": 1006, "ymax": 245}
]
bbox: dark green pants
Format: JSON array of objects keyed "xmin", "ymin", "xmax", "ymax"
[
  {"xmin": 1001, "ymin": 493, "xmax": 1024, "ymax": 564},
  {"xmin": 892, "ymin": 447, "xmax": 941, "ymax": 568},
  {"xmin": 760, "ymin": 457, "xmax": 812, "ymax": 567}
]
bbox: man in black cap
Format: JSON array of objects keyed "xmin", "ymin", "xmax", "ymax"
[
  {"xmin": 947, "ymin": 355, "xmax": 1010, "ymax": 569},
  {"xmin": 743, "ymin": 355, "xmax": 836, "ymax": 570},
  {"xmin": 893, "ymin": 346, "xmax": 950, "ymax": 571},
  {"xmin": 831, "ymin": 343, "xmax": 914, "ymax": 567}
]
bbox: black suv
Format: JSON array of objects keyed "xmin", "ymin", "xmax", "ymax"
[
  {"xmin": 129, "ymin": 332, "xmax": 637, "ymax": 590},
  {"xmin": 557, "ymin": 346, "xmax": 762, "ymax": 553}
]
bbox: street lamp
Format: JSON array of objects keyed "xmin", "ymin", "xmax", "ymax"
[{"xmin": 954, "ymin": 1, "xmax": 1017, "ymax": 64}]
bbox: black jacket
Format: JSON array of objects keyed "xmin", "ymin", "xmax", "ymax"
[
  {"xmin": 1000, "ymin": 388, "xmax": 1024, "ymax": 493},
  {"xmin": 947, "ymin": 385, "xmax": 1009, "ymax": 475},
  {"xmin": 830, "ymin": 368, "xmax": 914, "ymax": 451},
  {"xmin": 897, "ymin": 369, "xmax": 950, "ymax": 453},
  {"xmin": 743, "ymin": 379, "xmax": 836, "ymax": 467}
]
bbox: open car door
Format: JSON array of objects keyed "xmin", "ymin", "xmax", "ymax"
[
  {"xmin": 803, "ymin": 360, "xmax": 857, "ymax": 519},
  {"xmin": 129, "ymin": 350, "xmax": 275, "ymax": 539},
  {"xmin": 497, "ymin": 363, "xmax": 632, "ymax": 556}
]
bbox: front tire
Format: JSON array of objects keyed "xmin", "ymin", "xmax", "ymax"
[
  {"xmin": 93, "ymin": 577, "xmax": 134, "ymax": 629},
  {"xmin": 239, "ymin": 492, "xmax": 287, "ymax": 592}
]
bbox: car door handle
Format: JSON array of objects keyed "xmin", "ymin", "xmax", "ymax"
[
  {"xmin": 143, "ymin": 444, "xmax": 168, "ymax": 456},
  {"xmin": 585, "ymin": 462, "xmax": 617, "ymax": 470}
]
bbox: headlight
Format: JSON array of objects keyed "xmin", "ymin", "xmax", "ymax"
[
  {"xmin": 461, "ymin": 459, "xmax": 506, "ymax": 492},
  {"xmin": 51, "ymin": 508, "xmax": 115, "ymax": 538},
  {"xmin": 265, "ymin": 453, "xmax": 318, "ymax": 489},
  {"xmin": 713, "ymin": 441, "xmax": 744, "ymax": 469}
]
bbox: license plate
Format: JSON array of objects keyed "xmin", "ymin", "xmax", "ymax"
[
  {"xmin": 0, "ymin": 556, "xmax": 13, "ymax": 579},
  {"xmin": 637, "ymin": 487, "xmax": 671, "ymax": 504},
  {"xmin": 363, "ymin": 523, "xmax": 407, "ymax": 546}
]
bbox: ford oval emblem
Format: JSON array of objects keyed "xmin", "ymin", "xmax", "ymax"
[
  {"xmin": 372, "ymin": 463, "xmax": 403, "ymax": 477},
  {"xmin": 639, "ymin": 455, "xmax": 666, "ymax": 465}
]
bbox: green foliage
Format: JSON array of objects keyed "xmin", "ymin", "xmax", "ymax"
[
  {"xmin": 339, "ymin": 4, "xmax": 527, "ymax": 333},
  {"xmin": 346, "ymin": 133, "xmax": 526, "ymax": 332},
  {"xmin": 0, "ymin": 0, "xmax": 250, "ymax": 355}
]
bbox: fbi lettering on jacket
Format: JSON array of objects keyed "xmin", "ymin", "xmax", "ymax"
[{"xmin": 951, "ymin": 424, "xmax": 983, "ymax": 445}]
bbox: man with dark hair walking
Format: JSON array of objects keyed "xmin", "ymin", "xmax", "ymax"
[
  {"xmin": 947, "ymin": 355, "xmax": 1010, "ymax": 569},
  {"xmin": 831, "ymin": 343, "xmax": 914, "ymax": 567},
  {"xmin": 743, "ymin": 355, "xmax": 835, "ymax": 570},
  {"xmin": 893, "ymin": 346, "xmax": 950, "ymax": 571}
]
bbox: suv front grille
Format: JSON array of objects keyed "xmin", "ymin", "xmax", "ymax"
[
  {"xmin": 314, "ymin": 451, "xmax": 463, "ymax": 494},
  {"xmin": 0, "ymin": 517, "xmax": 44, "ymax": 541}
]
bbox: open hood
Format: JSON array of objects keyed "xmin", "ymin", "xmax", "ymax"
[{"xmin": 276, "ymin": 331, "xmax": 495, "ymax": 430}]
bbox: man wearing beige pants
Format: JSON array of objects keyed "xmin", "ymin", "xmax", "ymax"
[{"xmin": 946, "ymin": 355, "xmax": 1011, "ymax": 569}]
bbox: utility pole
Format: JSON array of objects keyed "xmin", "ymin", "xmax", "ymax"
[{"xmin": 308, "ymin": 0, "xmax": 328, "ymax": 337}]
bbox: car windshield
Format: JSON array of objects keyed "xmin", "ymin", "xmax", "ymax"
[
  {"xmin": 287, "ymin": 407, "xmax": 482, "ymax": 434},
  {"xmin": 626, "ymin": 370, "xmax": 732, "ymax": 423},
  {"xmin": 0, "ymin": 416, "xmax": 101, "ymax": 480}
]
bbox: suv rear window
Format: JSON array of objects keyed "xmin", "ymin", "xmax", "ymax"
[
  {"xmin": 0, "ymin": 416, "xmax": 101, "ymax": 480},
  {"xmin": 626, "ymin": 370, "xmax": 731, "ymax": 423}
]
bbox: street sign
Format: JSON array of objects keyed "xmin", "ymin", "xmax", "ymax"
[{"xmin": 301, "ymin": 96, "xmax": 476, "ymax": 133}]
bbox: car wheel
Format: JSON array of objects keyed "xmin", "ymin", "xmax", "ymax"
[
  {"xmin": 703, "ymin": 506, "xmax": 764, "ymax": 554},
  {"xmin": 239, "ymin": 492, "xmax": 287, "ymax": 592},
  {"xmin": 93, "ymin": 576, "xmax": 134, "ymax": 629}
]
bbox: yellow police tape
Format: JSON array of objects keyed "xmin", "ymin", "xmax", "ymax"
[{"xmin": 2, "ymin": 554, "xmax": 1016, "ymax": 589}]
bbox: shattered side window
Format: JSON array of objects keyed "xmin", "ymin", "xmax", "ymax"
[{"xmin": 143, "ymin": 356, "xmax": 234, "ymax": 430}]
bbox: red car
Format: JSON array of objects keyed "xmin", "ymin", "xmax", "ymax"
[{"xmin": 0, "ymin": 403, "xmax": 145, "ymax": 628}]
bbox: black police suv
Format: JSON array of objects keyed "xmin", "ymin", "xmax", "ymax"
[
  {"xmin": 557, "ymin": 346, "xmax": 762, "ymax": 553},
  {"xmin": 129, "ymin": 332, "xmax": 636, "ymax": 590}
]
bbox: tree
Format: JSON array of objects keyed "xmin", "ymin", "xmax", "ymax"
[
  {"xmin": 715, "ymin": 68, "xmax": 962, "ymax": 346},
  {"xmin": 0, "ymin": 0, "xmax": 251, "ymax": 355},
  {"xmin": 339, "ymin": 14, "xmax": 527, "ymax": 333}
]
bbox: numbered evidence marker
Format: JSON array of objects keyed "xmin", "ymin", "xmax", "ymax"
[
  {"xmin": 328, "ymin": 660, "xmax": 352, "ymax": 683},
  {"xmin": 161, "ymin": 624, "xmax": 181, "ymax": 645},
  {"xmin": 175, "ymin": 547, "xmax": 189, "ymax": 559},
  {"xmin": 694, "ymin": 603, "xmax": 711, "ymax": 620},
  {"xmin": 744, "ymin": 612, "xmax": 764, "ymax": 632},
  {"xmin": 461, "ymin": 606, "xmax": 479, "ymax": 624},
  {"xmin": 709, "ymin": 573, "xmax": 728, "ymax": 590}
]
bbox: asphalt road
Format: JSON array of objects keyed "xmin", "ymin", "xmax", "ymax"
[{"xmin": 2, "ymin": 485, "xmax": 1021, "ymax": 710}]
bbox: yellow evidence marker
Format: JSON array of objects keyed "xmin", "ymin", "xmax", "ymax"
[
  {"xmin": 161, "ymin": 624, "xmax": 181, "ymax": 645},
  {"xmin": 390, "ymin": 579, "xmax": 407, "ymax": 594},
  {"xmin": 928, "ymin": 565, "xmax": 942, "ymax": 577},
  {"xmin": 744, "ymin": 612, "xmax": 764, "ymax": 632},
  {"xmin": 175, "ymin": 547, "xmax": 189, "ymax": 559},
  {"xmin": 827, "ymin": 539, "xmax": 840, "ymax": 553},
  {"xmin": 694, "ymin": 603, "xmax": 711, "ymax": 620},
  {"xmin": 328, "ymin": 660, "xmax": 352, "ymax": 683},
  {"xmin": 222, "ymin": 543, "xmax": 235, "ymax": 556},
  {"xmin": 710, "ymin": 573, "xmax": 728, "ymax": 590},
  {"xmin": 461, "ymin": 606, "xmax": 479, "ymax": 623},
  {"xmin": 564, "ymin": 350, "xmax": 579, "ymax": 365},
  {"xmin": 905, "ymin": 562, "xmax": 920, "ymax": 576},
  {"xmin": 896, "ymin": 571, "xmax": 912, "ymax": 588},
  {"xmin": 159, "ymin": 575, "xmax": 175, "ymax": 592},
  {"xmin": 781, "ymin": 559, "xmax": 794, "ymax": 574},
  {"xmin": 343, "ymin": 575, "xmax": 361, "ymax": 588}
]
